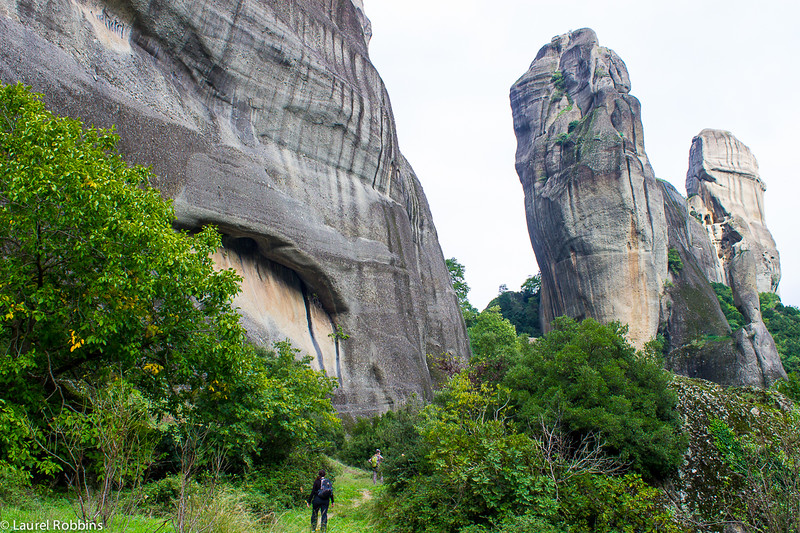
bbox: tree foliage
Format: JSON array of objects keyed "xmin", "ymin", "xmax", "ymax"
[
  {"xmin": 759, "ymin": 292, "xmax": 800, "ymax": 375},
  {"xmin": 446, "ymin": 257, "xmax": 478, "ymax": 325},
  {"xmin": 504, "ymin": 317, "xmax": 686, "ymax": 479},
  {"xmin": 485, "ymin": 274, "xmax": 541, "ymax": 337},
  {"xmin": 0, "ymin": 83, "xmax": 339, "ymax": 485}
]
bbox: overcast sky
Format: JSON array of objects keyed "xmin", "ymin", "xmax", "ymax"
[{"xmin": 362, "ymin": 0, "xmax": 799, "ymax": 311}]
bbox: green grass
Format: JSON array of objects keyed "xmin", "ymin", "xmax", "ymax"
[
  {"xmin": 0, "ymin": 497, "xmax": 173, "ymax": 532},
  {"xmin": 267, "ymin": 462, "xmax": 381, "ymax": 532},
  {"xmin": 0, "ymin": 462, "xmax": 381, "ymax": 533}
]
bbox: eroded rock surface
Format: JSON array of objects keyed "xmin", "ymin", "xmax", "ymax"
[
  {"xmin": 0, "ymin": 0, "xmax": 469, "ymax": 415},
  {"xmin": 683, "ymin": 130, "xmax": 785, "ymax": 386},
  {"xmin": 511, "ymin": 29, "xmax": 787, "ymax": 387},
  {"xmin": 510, "ymin": 28, "xmax": 668, "ymax": 348}
]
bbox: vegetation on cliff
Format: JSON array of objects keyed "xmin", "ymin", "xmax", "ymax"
[{"xmin": 711, "ymin": 283, "xmax": 800, "ymax": 375}]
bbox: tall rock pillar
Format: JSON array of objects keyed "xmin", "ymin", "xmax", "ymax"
[
  {"xmin": 509, "ymin": 29, "xmax": 668, "ymax": 348},
  {"xmin": 686, "ymin": 129, "xmax": 785, "ymax": 385}
]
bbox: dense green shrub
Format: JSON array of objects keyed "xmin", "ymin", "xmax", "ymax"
[
  {"xmin": 376, "ymin": 374, "xmax": 560, "ymax": 533},
  {"xmin": 243, "ymin": 450, "xmax": 334, "ymax": 512},
  {"xmin": 667, "ymin": 247, "xmax": 683, "ymax": 274},
  {"xmin": 560, "ymin": 473, "xmax": 682, "ymax": 532},
  {"xmin": 504, "ymin": 317, "xmax": 686, "ymax": 479},
  {"xmin": 336, "ymin": 399, "xmax": 424, "ymax": 471},
  {"xmin": 468, "ymin": 306, "xmax": 521, "ymax": 369}
]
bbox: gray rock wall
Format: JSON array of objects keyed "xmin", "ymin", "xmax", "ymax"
[
  {"xmin": 687, "ymin": 129, "xmax": 781, "ymax": 296},
  {"xmin": 510, "ymin": 28, "xmax": 668, "ymax": 348},
  {"xmin": 0, "ymin": 0, "xmax": 470, "ymax": 416}
]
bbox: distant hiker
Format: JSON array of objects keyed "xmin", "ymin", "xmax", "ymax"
[
  {"xmin": 369, "ymin": 449, "xmax": 384, "ymax": 484},
  {"xmin": 307, "ymin": 469, "xmax": 334, "ymax": 532}
]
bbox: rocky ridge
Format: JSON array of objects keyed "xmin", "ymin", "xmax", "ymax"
[
  {"xmin": 510, "ymin": 29, "xmax": 787, "ymax": 387},
  {"xmin": 0, "ymin": 0, "xmax": 470, "ymax": 415}
]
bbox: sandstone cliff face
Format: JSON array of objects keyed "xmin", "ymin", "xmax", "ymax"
[
  {"xmin": 511, "ymin": 29, "xmax": 787, "ymax": 387},
  {"xmin": 0, "ymin": 0, "xmax": 469, "ymax": 415},
  {"xmin": 510, "ymin": 28, "xmax": 668, "ymax": 348}
]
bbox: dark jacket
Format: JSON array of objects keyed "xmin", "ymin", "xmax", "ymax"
[{"xmin": 307, "ymin": 477, "xmax": 334, "ymax": 504}]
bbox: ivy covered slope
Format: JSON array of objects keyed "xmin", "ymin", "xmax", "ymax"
[
  {"xmin": 0, "ymin": 83, "xmax": 339, "ymax": 510},
  {"xmin": 670, "ymin": 376, "xmax": 799, "ymax": 532}
]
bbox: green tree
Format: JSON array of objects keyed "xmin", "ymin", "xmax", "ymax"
[
  {"xmin": 485, "ymin": 274, "xmax": 542, "ymax": 337},
  {"xmin": 0, "ymin": 83, "xmax": 339, "ymax": 479},
  {"xmin": 377, "ymin": 373, "xmax": 556, "ymax": 533},
  {"xmin": 446, "ymin": 257, "xmax": 478, "ymax": 325},
  {"xmin": 504, "ymin": 317, "xmax": 686, "ymax": 479},
  {"xmin": 469, "ymin": 306, "xmax": 520, "ymax": 363}
]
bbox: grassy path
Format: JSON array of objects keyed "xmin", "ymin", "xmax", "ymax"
[
  {"xmin": 268, "ymin": 463, "xmax": 380, "ymax": 532},
  {"xmin": 0, "ymin": 462, "xmax": 381, "ymax": 533}
]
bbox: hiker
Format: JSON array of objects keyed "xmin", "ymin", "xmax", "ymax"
[
  {"xmin": 369, "ymin": 449, "xmax": 384, "ymax": 484},
  {"xmin": 307, "ymin": 469, "xmax": 334, "ymax": 532}
]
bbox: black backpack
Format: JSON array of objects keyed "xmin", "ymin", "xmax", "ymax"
[{"xmin": 318, "ymin": 477, "xmax": 333, "ymax": 499}]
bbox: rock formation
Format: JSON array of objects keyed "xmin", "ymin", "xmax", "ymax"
[
  {"xmin": 510, "ymin": 29, "xmax": 787, "ymax": 387},
  {"xmin": 509, "ymin": 28, "xmax": 668, "ymax": 349},
  {"xmin": 683, "ymin": 129, "xmax": 785, "ymax": 385},
  {"xmin": 687, "ymin": 129, "xmax": 781, "ymax": 297},
  {"xmin": 0, "ymin": 0, "xmax": 470, "ymax": 416}
]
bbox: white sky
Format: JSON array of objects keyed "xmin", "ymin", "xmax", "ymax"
[{"xmin": 363, "ymin": 0, "xmax": 800, "ymax": 310}]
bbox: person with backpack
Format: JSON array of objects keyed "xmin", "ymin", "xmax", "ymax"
[
  {"xmin": 307, "ymin": 469, "xmax": 334, "ymax": 532},
  {"xmin": 368, "ymin": 449, "xmax": 384, "ymax": 484}
]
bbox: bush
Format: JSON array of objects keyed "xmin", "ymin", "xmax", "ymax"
[
  {"xmin": 243, "ymin": 450, "xmax": 332, "ymax": 512},
  {"xmin": 560, "ymin": 473, "xmax": 682, "ymax": 532},
  {"xmin": 336, "ymin": 399, "xmax": 424, "ymax": 471},
  {"xmin": 667, "ymin": 247, "xmax": 683, "ymax": 274},
  {"xmin": 377, "ymin": 373, "xmax": 559, "ymax": 532},
  {"xmin": 504, "ymin": 317, "xmax": 687, "ymax": 479}
]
